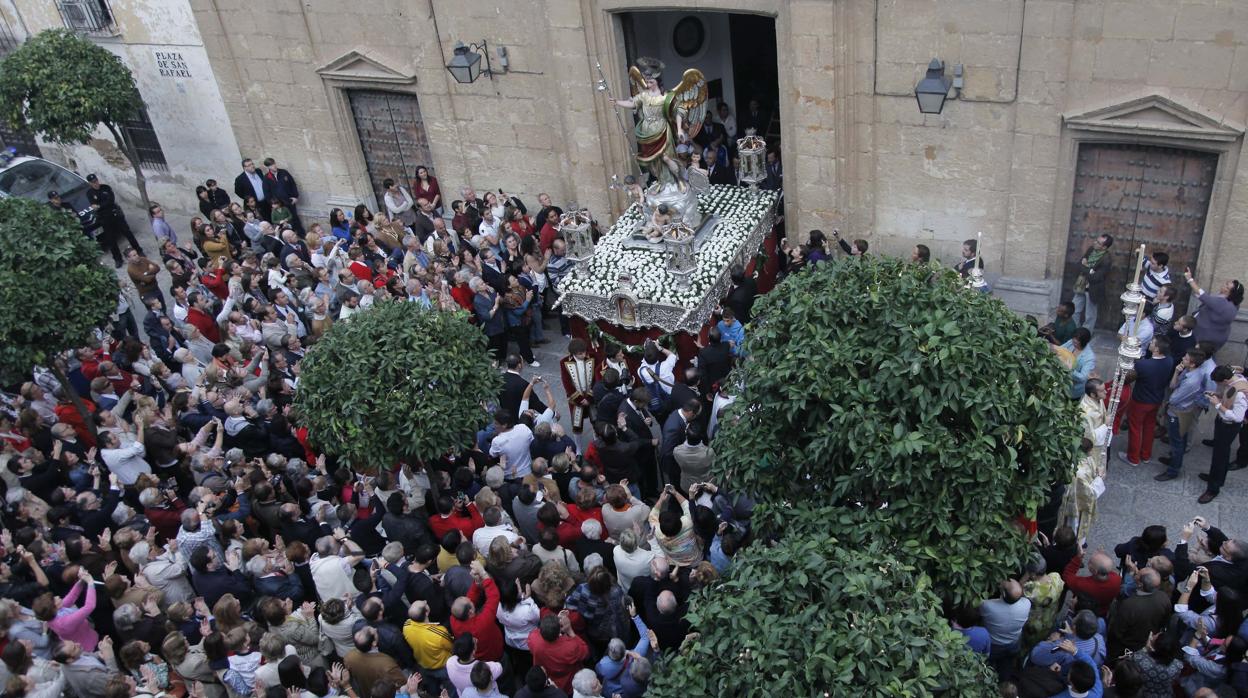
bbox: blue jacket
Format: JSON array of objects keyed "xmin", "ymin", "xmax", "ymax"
[
  {"xmin": 1048, "ymin": 651, "xmax": 1103, "ymax": 698},
  {"xmin": 717, "ymin": 319, "xmax": 745, "ymax": 356},
  {"xmin": 473, "ymin": 291, "xmax": 505, "ymax": 336},
  {"xmin": 1063, "ymin": 340, "xmax": 1096, "ymax": 400}
]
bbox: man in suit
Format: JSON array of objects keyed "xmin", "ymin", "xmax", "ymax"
[
  {"xmin": 56, "ymin": 640, "xmax": 119, "ymax": 698},
  {"xmin": 234, "ymin": 158, "xmax": 275, "ymax": 221},
  {"xmin": 762, "ymin": 150, "xmax": 783, "ymax": 191},
  {"xmin": 262, "ymin": 157, "xmax": 302, "ymax": 233},
  {"xmin": 697, "ymin": 327, "xmax": 733, "ymax": 396},
  {"xmin": 278, "ymin": 229, "xmax": 311, "ymax": 269},
  {"xmin": 593, "ymin": 368, "xmax": 626, "ymax": 426},
  {"xmin": 618, "ymin": 387, "xmax": 660, "ymax": 498},
  {"xmin": 723, "ymin": 264, "xmax": 758, "ymax": 324},
  {"xmin": 1174, "ymin": 520, "xmax": 1248, "ymax": 607},
  {"xmin": 344, "ymin": 627, "xmax": 407, "ymax": 698},
  {"xmin": 659, "ymin": 399, "xmax": 701, "ymax": 491},
  {"xmin": 739, "ymin": 98, "xmax": 770, "ymax": 136},
  {"xmin": 499, "ymin": 354, "xmax": 544, "ymax": 418},
  {"xmin": 412, "ymin": 197, "xmax": 439, "ymax": 243}
]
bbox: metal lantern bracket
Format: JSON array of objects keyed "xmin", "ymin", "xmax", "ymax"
[{"xmin": 446, "ymin": 40, "xmax": 503, "ymax": 84}]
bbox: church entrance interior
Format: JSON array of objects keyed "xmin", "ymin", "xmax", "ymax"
[{"xmin": 619, "ymin": 11, "xmax": 781, "ymax": 150}]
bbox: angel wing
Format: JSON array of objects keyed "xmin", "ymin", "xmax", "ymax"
[
  {"xmin": 670, "ymin": 68, "xmax": 709, "ymax": 139},
  {"xmin": 628, "ymin": 66, "xmax": 646, "ymax": 97}
]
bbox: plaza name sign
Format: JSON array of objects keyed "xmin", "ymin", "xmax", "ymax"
[{"xmin": 154, "ymin": 50, "xmax": 191, "ymax": 79}]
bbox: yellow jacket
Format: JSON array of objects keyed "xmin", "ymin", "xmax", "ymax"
[{"xmin": 403, "ymin": 619, "xmax": 453, "ymax": 670}]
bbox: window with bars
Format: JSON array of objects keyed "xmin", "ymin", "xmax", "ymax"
[
  {"xmin": 121, "ymin": 106, "xmax": 167, "ymax": 170},
  {"xmin": 56, "ymin": 0, "xmax": 117, "ymax": 36}
]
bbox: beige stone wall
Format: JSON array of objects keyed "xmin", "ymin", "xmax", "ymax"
[{"xmin": 187, "ymin": 0, "xmax": 1248, "ymax": 305}]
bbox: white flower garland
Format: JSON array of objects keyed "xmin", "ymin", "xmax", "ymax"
[{"xmin": 562, "ymin": 185, "xmax": 778, "ymax": 307}]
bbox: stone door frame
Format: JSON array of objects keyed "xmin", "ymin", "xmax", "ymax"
[
  {"xmin": 586, "ymin": 0, "xmax": 803, "ymax": 219},
  {"xmin": 1047, "ymin": 94, "xmax": 1243, "ymax": 293},
  {"xmin": 315, "ymin": 50, "xmax": 423, "ymax": 213}
]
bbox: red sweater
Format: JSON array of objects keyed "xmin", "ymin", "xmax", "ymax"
[
  {"xmin": 428, "ymin": 504, "xmax": 484, "ymax": 541},
  {"xmin": 146, "ymin": 499, "xmax": 188, "ymax": 541},
  {"xmin": 450, "ymin": 577, "xmax": 503, "ymax": 661},
  {"xmin": 185, "ymin": 306, "xmax": 221, "ymax": 343},
  {"xmin": 527, "ymin": 629, "xmax": 589, "ymax": 694},
  {"xmin": 1062, "ymin": 553, "xmax": 1122, "ymax": 617}
]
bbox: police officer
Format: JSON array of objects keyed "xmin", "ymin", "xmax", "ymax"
[
  {"xmin": 86, "ymin": 173, "xmax": 145, "ymax": 267},
  {"xmin": 46, "ymin": 190, "xmax": 76, "ymax": 216}
]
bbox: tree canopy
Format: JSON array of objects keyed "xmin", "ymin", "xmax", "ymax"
[
  {"xmin": 647, "ymin": 506, "xmax": 997, "ymax": 697},
  {"xmin": 0, "ymin": 197, "xmax": 117, "ymax": 383},
  {"xmin": 0, "ymin": 29, "xmax": 153, "ymax": 208},
  {"xmin": 0, "ymin": 29, "xmax": 142, "ymax": 144},
  {"xmin": 293, "ymin": 302, "xmax": 500, "ymax": 471},
  {"xmin": 711, "ymin": 256, "xmax": 1081, "ymax": 604}
]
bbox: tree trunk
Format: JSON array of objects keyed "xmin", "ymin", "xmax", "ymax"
[
  {"xmin": 103, "ymin": 121, "xmax": 150, "ymax": 213},
  {"xmin": 49, "ymin": 361, "xmax": 98, "ymax": 443}
]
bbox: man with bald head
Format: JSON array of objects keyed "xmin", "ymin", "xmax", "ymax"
[
  {"xmin": 1107, "ymin": 565, "xmax": 1169, "ymax": 660},
  {"xmin": 449, "ymin": 560, "xmax": 504, "ymax": 663},
  {"xmin": 1062, "ymin": 550, "xmax": 1123, "ymax": 617},
  {"xmin": 979, "ymin": 579, "xmax": 1031, "ymax": 668},
  {"xmin": 403, "ymin": 599, "xmax": 452, "ymax": 691},
  {"xmin": 343, "ymin": 626, "xmax": 405, "ymax": 698}
]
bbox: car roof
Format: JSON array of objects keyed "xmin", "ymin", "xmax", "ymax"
[{"xmin": 0, "ymin": 155, "xmax": 85, "ymax": 178}]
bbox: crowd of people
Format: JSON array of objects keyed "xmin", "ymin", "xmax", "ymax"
[
  {"xmin": 966, "ymin": 517, "xmax": 1248, "ymax": 697},
  {"xmin": 11, "ymin": 135, "xmax": 777, "ymax": 698},
  {"xmin": 19, "ymin": 94, "xmax": 1245, "ymax": 696}
]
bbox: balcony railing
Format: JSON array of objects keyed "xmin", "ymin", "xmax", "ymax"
[{"xmin": 56, "ymin": 0, "xmax": 119, "ymax": 37}]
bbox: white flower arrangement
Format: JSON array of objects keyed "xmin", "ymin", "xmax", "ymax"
[{"xmin": 562, "ymin": 185, "xmax": 778, "ymax": 308}]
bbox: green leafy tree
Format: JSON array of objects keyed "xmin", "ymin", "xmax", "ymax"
[
  {"xmin": 0, "ymin": 197, "xmax": 118, "ymax": 431},
  {"xmin": 0, "ymin": 29, "xmax": 152, "ymax": 209},
  {"xmin": 648, "ymin": 509, "xmax": 997, "ymax": 697},
  {"xmin": 713, "ymin": 256, "xmax": 1081, "ymax": 604},
  {"xmin": 294, "ymin": 302, "xmax": 500, "ymax": 472}
]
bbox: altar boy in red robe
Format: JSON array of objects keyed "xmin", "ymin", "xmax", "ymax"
[{"xmin": 560, "ymin": 338, "xmax": 602, "ymax": 434}]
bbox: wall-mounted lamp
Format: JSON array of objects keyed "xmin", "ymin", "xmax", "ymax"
[
  {"xmin": 914, "ymin": 58, "xmax": 952, "ymax": 114},
  {"xmin": 446, "ymin": 40, "xmax": 508, "ymax": 84}
]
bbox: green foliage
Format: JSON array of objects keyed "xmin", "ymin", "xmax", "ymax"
[
  {"xmin": 713, "ymin": 256, "xmax": 1081, "ymax": 604},
  {"xmin": 294, "ymin": 302, "xmax": 500, "ymax": 471},
  {"xmin": 0, "ymin": 29, "xmax": 142, "ymax": 143},
  {"xmin": 648, "ymin": 510, "xmax": 997, "ymax": 698},
  {"xmin": 0, "ymin": 197, "xmax": 117, "ymax": 383}
]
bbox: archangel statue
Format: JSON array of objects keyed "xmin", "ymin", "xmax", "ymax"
[{"xmin": 605, "ymin": 57, "xmax": 708, "ymax": 193}]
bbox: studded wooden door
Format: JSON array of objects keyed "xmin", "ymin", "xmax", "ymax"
[
  {"xmin": 347, "ymin": 90, "xmax": 434, "ymax": 210},
  {"xmin": 1063, "ymin": 143, "xmax": 1217, "ymax": 329}
]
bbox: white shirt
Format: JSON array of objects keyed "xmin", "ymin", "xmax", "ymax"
[
  {"xmin": 384, "ymin": 188, "xmax": 414, "ymax": 217},
  {"xmin": 310, "ymin": 554, "xmax": 357, "ymax": 602},
  {"xmin": 489, "ymin": 424, "xmax": 534, "ymax": 478},
  {"xmin": 1117, "ymin": 317, "xmax": 1154, "ymax": 349},
  {"xmin": 101, "ymin": 442, "xmax": 152, "ymax": 485},
  {"xmin": 640, "ymin": 353, "xmax": 677, "ymax": 391},
  {"xmin": 479, "ymin": 218, "xmax": 501, "ymax": 243},
  {"xmin": 472, "ymin": 523, "xmax": 519, "ymax": 557},
  {"xmin": 613, "ymin": 546, "xmax": 656, "ymax": 592},
  {"xmin": 1216, "ymin": 389, "xmax": 1248, "ymax": 424},
  {"xmin": 246, "ymin": 171, "xmax": 265, "ymax": 201},
  {"xmin": 495, "ymin": 597, "xmax": 540, "ymax": 650},
  {"xmin": 518, "ymin": 398, "xmax": 556, "ymax": 426}
]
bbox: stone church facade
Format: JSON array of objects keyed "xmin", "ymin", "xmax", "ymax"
[{"xmin": 9, "ymin": 0, "xmax": 1248, "ymax": 333}]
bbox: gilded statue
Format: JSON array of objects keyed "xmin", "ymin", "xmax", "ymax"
[{"xmin": 605, "ymin": 57, "xmax": 708, "ymax": 192}]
